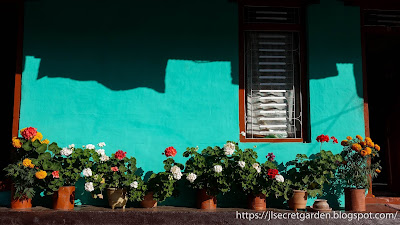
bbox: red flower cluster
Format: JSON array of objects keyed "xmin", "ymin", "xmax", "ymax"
[
  {"xmin": 111, "ymin": 166, "xmax": 119, "ymax": 172},
  {"xmin": 267, "ymin": 169, "xmax": 279, "ymax": 179},
  {"xmin": 114, "ymin": 150, "xmax": 127, "ymax": 160},
  {"xmin": 316, "ymin": 134, "xmax": 338, "ymax": 144},
  {"xmin": 20, "ymin": 127, "xmax": 37, "ymax": 140},
  {"xmin": 316, "ymin": 134, "xmax": 330, "ymax": 143},
  {"xmin": 164, "ymin": 146, "xmax": 177, "ymax": 157}
]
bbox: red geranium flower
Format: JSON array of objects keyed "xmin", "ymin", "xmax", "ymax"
[
  {"xmin": 316, "ymin": 134, "xmax": 330, "ymax": 143},
  {"xmin": 52, "ymin": 170, "xmax": 59, "ymax": 179},
  {"xmin": 267, "ymin": 169, "xmax": 279, "ymax": 179},
  {"xmin": 331, "ymin": 136, "xmax": 338, "ymax": 144},
  {"xmin": 164, "ymin": 146, "xmax": 177, "ymax": 157},
  {"xmin": 114, "ymin": 150, "xmax": 127, "ymax": 160},
  {"xmin": 111, "ymin": 166, "xmax": 119, "ymax": 172},
  {"xmin": 21, "ymin": 127, "xmax": 37, "ymax": 140}
]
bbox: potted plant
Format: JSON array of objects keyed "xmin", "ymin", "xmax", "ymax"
[
  {"xmin": 141, "ymin": 146, "xmax": 183, "ymax": 208},
  {"xmin": 84, "ymin": 149, "xmax": 145, "ymax": 209},
  {"xmin": 39, "ymin": 142, "xmax": 93, "ymax": 210},
  {"xmin": 6, "ymin": 127, "xmax": 50, "ymax": 209},
  {"xmin": 337, "ymin": 135, "xmax": 381, "ymax": 212},
  {"xmin": 285, "ymin": 135, "xmax": 342, "ymax": 210},
  {"xmin": 183, "ymin": 142, "xmax": 234, "ymax": 210},
  {"xmin": 232, "ymin": 148, "xmax": 290, "ymax": 210}
]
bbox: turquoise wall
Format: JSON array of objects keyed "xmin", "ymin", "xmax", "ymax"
[{"xmin": 17, "ymin": 0, "xmax": 365, "ymax": 208}]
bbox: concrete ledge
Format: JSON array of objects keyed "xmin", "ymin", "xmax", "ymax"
[{"xmin": 0, "ymin": 205, "xmax": 398, "ymax": 225}]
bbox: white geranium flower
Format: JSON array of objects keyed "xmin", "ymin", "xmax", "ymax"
[
  {"xmin": 82, "ymin": 168, "xmax": 92, "ymax": 177},
  {"xmin": 86, "ymin": 144, "xmax": 95, "ymax": 150},
  {"xmin": 130, "ymin": 181, "xmax": 139, "ymax": 188},
  {"xmin": 223, "ymin": 142, "xmax": 235, "ymax": 155},
  {"xmin": 170, "ymin": 165, "xmax": 182, "ymax": 180},
  {"xmin": 173, "ymin": 172, "xmax": 182, "ymax": 180},
  {"xmin": 275, "ymin": 175, "xmax": 284, "ymax": 183},
  {"xmin": 96, "ymin": 149, "xmax": 105, "ymax": 156},
  {"xmin": 84, "ymin": 182, "xmax": 94, "ymax": 192},
  {"xmin": 68, "ymin": 144, "xmax": 75, "ymax": 149},
  {"xmin": 256, "ymin": 167, "xmax": 261, "ymax": 173},
  {"xmin": 186, "ymin": 173, "xmax": 197, "ymax": 183},
  {"xmin": 100, "ymin": 154, "xmax": 110, "ymax": 162},
  {"xmin": 214, "ymin": 165, "xmax": 223, "ymax": 173},
  {"xmin": 60, "ymin": 147, "xmax": 73, "ymax": 157},
  {"xmin": 97, "ymin": 142, "xmax": 106, "ymax": 148},
  {"xmin": 252, "ymin": 163, "xmax": 260, "ymax": 170},
  {"xmin": 238, "ymin": 161, "xmax": 246, "ymax": 168}
]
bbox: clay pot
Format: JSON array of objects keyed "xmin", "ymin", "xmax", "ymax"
[
  {"xmin": 197, "ymin": 189, "xmax": 217, "ymax": 210},
  {"xmin": 53, "ymin": 186, "xmax": 75, "ymax": 210},
  {"xmin": 344, "ymin": 188, "xmax": 366, "ymax": 212},
  {"xmin": 11, "ymin": 196, "xmax": 32, "ymax": 210},
  {"xmin": 248, "ymin": 193, "xmax": 266, "ymax": 211},
  {"xmin": 288, "ymin": 190, "xmax": 308, "ymax": 210},
  {"xmin": 11, "ymin": 186, "xmax": 32, "ymax": 210},
  {"xmin": 140, "ymin": 192, "xmax": 157, "ymax": 208},
  {"xmin": 312, "ymin": 199, "xmax": 329, "ymax": 210},
  {"xmin": 107, "ymin": 188, "xmax": 128, "ymax": 209}
]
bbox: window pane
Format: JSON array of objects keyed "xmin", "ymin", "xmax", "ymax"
[{"xmin": 244, "ymin": 31, "xmax": 302, "ymax": 139}]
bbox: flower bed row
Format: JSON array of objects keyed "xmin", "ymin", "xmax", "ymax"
[{"xmin": 7, "ymin": 127, "xmax": 382, "ymax": 211}]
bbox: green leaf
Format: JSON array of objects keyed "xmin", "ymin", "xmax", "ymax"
[
  {"xmin": 36, "ymin": 144, "xmax": 48, "ymax": 154},
  {"xmin": 22, "ymin": 141, "xmax": 32, "ymax": 151}
]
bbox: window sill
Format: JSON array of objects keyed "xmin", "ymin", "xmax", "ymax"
[{"xmin": 240, "ymin": 137, "xmax": 303, "ymax": 143}]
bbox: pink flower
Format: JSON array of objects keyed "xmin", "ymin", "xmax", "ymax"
[
  {"xmin": 111, "ymin": 166, "xmax": 119, "ymax": 172},
  {"xmin": 21, "ymin": 127, "xmax": 37, "ymax": 140},
  {"xmin": 266, "ymin": 152, "xmax": 275, "ymax": 162},
  {"xmin": 164, "ymin": 146, "xmax": 177, "ymax": 157},
  {"xmin": 52, "ymin": 171, "xmax": 59, "ymax": 179},
  {"xmin": 114, "ymin": 150, "xmax": 126, "ymax": 160}
]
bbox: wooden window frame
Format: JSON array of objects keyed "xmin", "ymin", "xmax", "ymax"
[{"xmin": 238, "ymin": 0, "xmax": 309, "ymax": 143}]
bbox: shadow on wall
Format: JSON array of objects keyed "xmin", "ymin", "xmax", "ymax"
[
  {"xmin": 307, "ymin": 0, "xmax": 363, "ymax": 98},
  {"xmin": 23, "ymin": 0, "xmax": 238, "ymax": 93}
]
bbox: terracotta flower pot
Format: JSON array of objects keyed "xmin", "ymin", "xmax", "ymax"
[
  {"xmin": 10, "ymin": 186, "xmax": 32, "ymax": 210},
  {"xmin": 288, "ymin": 190, "xmax": 308, "ymax": 210},
  {"xmin": 11, "ymin": 197, "xmax": 32, "ymax": 210},
  {"xmin": 248, "ymin": 193, "xmax": 266, "ymax": 211},
  {"xmin": 197, "ymin": 189, "xmax": 217, "ymax": 210},
  {"xmin": 53, "ymin": 186, "xmax": 75, "ymax": 210},
  {"xmin": 344, "ymin": 188, "xmax": 366, "ymax": 212},
  {"xmin": 107, "ymin": 188, "xmax": 128, "ymax": 209},
  {"xmin": 140, "ymin": 192, "xmax": 157, "ymax": 208}
]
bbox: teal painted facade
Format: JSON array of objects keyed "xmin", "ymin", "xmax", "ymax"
[{"xmin": 16, "ymin": 0, "xmax": 365, "ymax": 208}]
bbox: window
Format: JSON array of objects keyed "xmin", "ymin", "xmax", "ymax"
[{"xmin": 239, "ymin": 2, "xmax": 308, "ymax": 142}]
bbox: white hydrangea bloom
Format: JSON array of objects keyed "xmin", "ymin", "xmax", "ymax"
[
  {"xmin": 60, "ymin": 147, "xmax": 73, "ymax": 157},
  {"xmin": 186, "ymin": 173, "xmax": 197, "ymax": 183},
  {"xmin": 85, "ymin": 144, "xmax": 95, "ymax": 150},
  {"xmin": 238, "ymin": 161, "xmax": 246, "ymax": 168},
  {"xmin": 97, "ymin": 142, "xmax": 106, "ymax": 148},
  {"xmin": 214, "ymin": 165, "xmax": 223, "ymax": 173},
  {"xmin": 82, "ymin": 168, "xmax": 93, "ymax": 177},
  {"xmin": 130, "ymin": 181, "xmax": 139, "ymax": 188},
  {"xmin": 84, "ymin": 182, "xmax": 94, "ymax": 192},
  {"xmin": 275, "ymin": 175, "xmax": 284, "ymax": 183},
  {"xmin": 68, "ymin": 144, "xmax": 75, "ymax": 149},
  {"xmin": 223, "ymin": 142, "xmax": 235, "ymax": 156}
]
